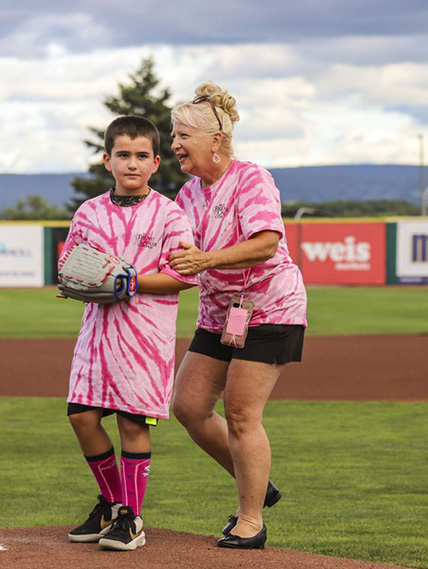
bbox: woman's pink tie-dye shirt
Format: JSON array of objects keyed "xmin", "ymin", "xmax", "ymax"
[
  {"xmin": 175, "ymin": 160, "xmax": 307, "ymax": 333},
  {"xmin": 60, "ymin": 190, "xmax": 198, "ymax": 419}
]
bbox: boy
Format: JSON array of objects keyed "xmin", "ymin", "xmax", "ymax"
[{"xmin": 60, "ymin": 115, "xmax": 197, "ymax": 551}]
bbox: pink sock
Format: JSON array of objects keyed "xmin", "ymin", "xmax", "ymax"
[
  {"xmin": 85, "ymin": 447, "xmax": 122, "ymax": 503},
  {"xmin": 120, "ymin": 451, "xmax": 151, "ymax": 517}
]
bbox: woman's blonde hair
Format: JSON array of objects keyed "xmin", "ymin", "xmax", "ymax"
[{"xmin": 171, "ymin": 81, "xmax": 240, "ymax": 158}]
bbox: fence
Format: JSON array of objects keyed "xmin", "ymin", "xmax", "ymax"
[{"xmin": 0, "ymin": 218, "xmax": 427, "ymax": 287}]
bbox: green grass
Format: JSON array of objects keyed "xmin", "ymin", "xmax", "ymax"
[
  {"xmin": 0, "ymin": 398, "xmax": 427, "ymax": 568},
  {"xmin": 307, "ymin": 286, "xmax": 428, "ymax": 336},
  {"xmin": 0, "ymin": 288, "xmax": 85, "ymax": 338},
  {"xmin": 0, "ymin": 286, "xmax": 427, "ymax": 338}
]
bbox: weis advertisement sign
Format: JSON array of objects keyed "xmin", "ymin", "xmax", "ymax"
[{"xmin": 285, "ymin": 222, "xmax": 386, "ymax": 284}]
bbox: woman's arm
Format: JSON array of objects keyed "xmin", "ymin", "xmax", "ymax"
[
  {"xmin": 137, "ymin": 273, "xmax": 196, "ymax": 294},
  {"xmin": 169, "ymin": 230, "xmax": 280, "ymax": 275}
]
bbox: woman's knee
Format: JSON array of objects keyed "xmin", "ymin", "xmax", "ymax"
[
  {"xmin": 224, "ymin": 404, "xmax": 261, "ymax": 438},
  {"xmin": 172, "ymin": 394, "xmax": 196, "ymax": 426},
  {"xmin": 172, "ymin": 391, "xmax": 213, "ymax": 428},
  {"xmin": 171, "ymin": 395, "xmax": 187, "ymax": 425}
]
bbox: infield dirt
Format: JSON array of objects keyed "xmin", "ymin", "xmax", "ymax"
[{"xmin": 1, "ymin": 335, "xmax": 427, "ymax": 401}]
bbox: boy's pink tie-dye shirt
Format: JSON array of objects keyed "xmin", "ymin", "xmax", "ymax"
[
  {"xmin": 175, "ymin": 160, "xmax": 307, "ymax": 332},
  {"xmin": 60, "ymin": 190, "xmax": 198, "ymax": 419}
]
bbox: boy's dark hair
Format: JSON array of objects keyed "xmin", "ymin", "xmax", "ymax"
[{"xmin": 104, "ymin": 115, "xmax": 161, "ymax": 156}]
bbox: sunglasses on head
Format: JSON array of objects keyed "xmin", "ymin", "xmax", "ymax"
[{"xmin": 192, "ymin": 95, "xmax": 222, "ymax": 131}]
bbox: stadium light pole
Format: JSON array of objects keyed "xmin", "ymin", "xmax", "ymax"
[{"xmin": 418, "ymin": 134, "xmax": 427, "ymax": 216}]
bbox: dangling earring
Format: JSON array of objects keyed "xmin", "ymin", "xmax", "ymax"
[{"xmin": 213, "ymin": 153, "xmax": 221, "ymax": 164}]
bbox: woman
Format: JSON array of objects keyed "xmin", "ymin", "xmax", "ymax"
[{"xmin": 169, "ymin": 81, "xmax": 307, "ymax": 549}]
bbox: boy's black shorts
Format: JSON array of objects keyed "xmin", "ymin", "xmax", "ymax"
[
  {"xmin": 188, "ymin": 324, "xmax": 305, "ymax": 364},
  {"xmin": 67, "ymin": 403, "xmax": 159, "ymax": 426}
]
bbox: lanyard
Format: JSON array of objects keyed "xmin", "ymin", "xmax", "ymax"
[{"xmin": 234, "ymin": 208, "xmax": 250, "ymax": 297}]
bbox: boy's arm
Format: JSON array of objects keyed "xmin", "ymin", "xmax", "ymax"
[{"xmin": 137, "ymin": 273, "xmax": 196, "ymax": 294}]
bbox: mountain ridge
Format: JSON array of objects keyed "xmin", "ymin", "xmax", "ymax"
[{"xmin": 0, "ymin": 164, "xmax": 423, "ymax": 210}]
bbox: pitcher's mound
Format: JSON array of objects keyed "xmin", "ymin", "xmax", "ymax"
[{"xmin": 0, "ymin": 525, "xmax": 407, "ymax": 569}]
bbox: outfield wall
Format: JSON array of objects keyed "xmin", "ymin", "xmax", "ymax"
[{"xmin": 0, "ymin": 218, "xmax": 427, "ymax": 287}]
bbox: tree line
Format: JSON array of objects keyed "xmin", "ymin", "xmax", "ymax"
[
  {"xmin": 2, "ymin": 195, "xmax": 420, "ymax": 221},
  {"xmin": 281, "ymin": 199, "xmax": 420, "ymax": 218}
]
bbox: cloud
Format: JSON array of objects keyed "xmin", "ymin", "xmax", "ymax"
[
  {"xmin": 0, "ymin": 13, "xmax": 109, "ymax": 58},
  {"xmin": 0, "ymin": 2, "xmax": 428, "ymax": 172},
  {"xmin": 0, "ymin": 42, "xmax": 426, "ymax": 173},
  {"xmin": 2, "ymin": 1, "xmax": 428, "ymax": 57},
  {"xmin": 315, "ymin": 62, "xmax": 428, "ymax": 125}
]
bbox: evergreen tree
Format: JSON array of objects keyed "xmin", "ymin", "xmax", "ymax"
[{"xmin": 68, "ymin": 57, "xmax": 188, "ymax": 213}]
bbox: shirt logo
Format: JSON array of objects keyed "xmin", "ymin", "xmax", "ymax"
[
  {"xmin": 212, "ymin": 204, "xmax": 229, "ymax": 218},
  {"xmin": 136, "ymin": 233, "xmax": 158, "ymax": 249}
]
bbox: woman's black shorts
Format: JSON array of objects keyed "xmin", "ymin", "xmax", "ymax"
[
  {"xmin": 67, "ymin": 403, "xmax": 159, "ymax": 426},
  {"xmin": 188, "ymin": 324, "xmax": 305, "ymax": 365}
]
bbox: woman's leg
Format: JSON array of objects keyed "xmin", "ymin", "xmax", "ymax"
[
  {"xmin": 172, "ymin": 351, "xmax": 234, "ymax": 475},
  {"xmin": 223, "ymin": 360, "xmax": 286, "ymax": 538}
]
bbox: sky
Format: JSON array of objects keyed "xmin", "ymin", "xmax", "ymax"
[{"xmin": 1, "ymin": 0, "xmax": 428, "ymax": 173}]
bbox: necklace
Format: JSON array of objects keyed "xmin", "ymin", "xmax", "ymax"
[
  {"xmin": 110, "ymin": 187, "xmax": 150, "ymax": 207},
  {"xmin": 201, "ymin": 159, "xmax": 232, "ymax": 188},
  {"xmin": 218, "ymin": 159, "xmax": 232, "ymax": 180}
]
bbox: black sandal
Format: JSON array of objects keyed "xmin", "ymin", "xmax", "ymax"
[
  {"xmin": 221, "ymin": 480, "xmax": 281, "ymax": 535},
  {"xmin": 218, "ymin": 525, "xmax": 267, "ymax": 549}
]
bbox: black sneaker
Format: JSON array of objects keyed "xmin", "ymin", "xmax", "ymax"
[
  {"xmin": 99, "ymin": 506, "xmax": 146, "ymax": 551},
  {"xmin": 68, "ymin": 494, "xmax": 122, "ymax": 543},
  {"xmin": 222, "ymin": 480, "xmax": 282, "ymax": 535}
]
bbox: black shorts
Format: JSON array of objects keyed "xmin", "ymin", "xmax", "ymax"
[
  {"xmin": 67, "ymin": 403, "xmax": 159, "ymax": 426},
  {"xmin": 188, "ymin": 324, "xmax": 305, "ymax": 365}
]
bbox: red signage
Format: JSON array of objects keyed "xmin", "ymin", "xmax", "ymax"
[{"xmin": 284, "ymin": 222, "xmax": 386, "ymax": 284}]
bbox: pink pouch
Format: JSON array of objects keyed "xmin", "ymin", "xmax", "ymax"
[
  {"xmin": 225, "ymin": 306, "xmax": 248, "ymax": 336},
  {"xmin": 220, "ymin": 296, "xmax": 254, "ymax": 348}
]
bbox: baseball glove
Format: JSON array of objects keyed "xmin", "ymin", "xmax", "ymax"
[{"xmin": 58, "ymin": 244, "xmax": 138, "ymax": 304}]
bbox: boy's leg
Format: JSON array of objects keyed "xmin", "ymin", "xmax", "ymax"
[
  {"xmin": 99, "ymin": 415, "xmax": 150, "ymax": 551},
  {"xmin": 68, "ymin": 408, "xmax": 122, "ymax": 503},
  {"xmin": 68, "ymin": 407, "xmax": 111, "ymax": 456},
  {"xmin": 68, "ymin": 408, "xmax": 122, "ymax": 542},
  {"xmin": 117, "ymin": 415, "xmax": 151, "ymax": 517}
]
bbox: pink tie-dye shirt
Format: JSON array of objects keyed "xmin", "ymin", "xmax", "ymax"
[
  {"xmin": 175, "ymin": 160, "xmax": 307, "ymax": 332},
  {"xmin": 60, "ymin": 190, "xmax": 198, "ymax": 419}
]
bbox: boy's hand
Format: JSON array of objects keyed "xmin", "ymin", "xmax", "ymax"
[{"xmin": 169, "ymin": 243, "xmax": 212, "ymax": 275}]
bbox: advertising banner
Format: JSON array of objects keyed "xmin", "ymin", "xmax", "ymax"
[
  {"xmin": 285, "ymin": 222, "xmax": 386, "ymax": 284},
  {"xmin": 0, "ymin": 224, "xmax": 44, "ymax": 287},
  {"xmin": 396, "ymin": 219, "xmax": 428, "ymax": 284}
]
